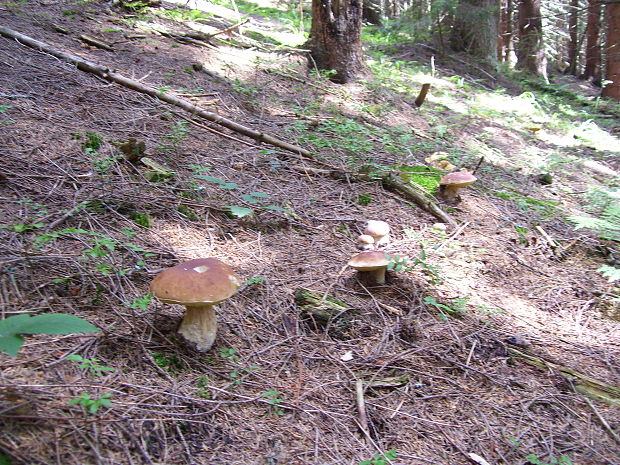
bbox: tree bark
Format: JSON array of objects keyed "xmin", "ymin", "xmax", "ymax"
[
  {"xmin": 602, "ymin": 1, "xmax": 620, "ymax": 100},
  {"xmin": 567, "ymin": 0, "xmax": 580, "ymax": 75},
  {"xmin": 450, "ymin": 0, "xmax": 500, "ymax": 68},
  {"xmin": 308, "ymin": 0, "xmax": 366, "ymax": 83},
  {"xmin": 516, "ymin": 0, "xmax": 548, "ymax": 81},
  {"xmin": 583, "ymin": 0, "xmax": 602, "ymax": 82}
]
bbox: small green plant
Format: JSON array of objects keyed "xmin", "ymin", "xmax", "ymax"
[
  {"xmin": 356, "ymin": 193, "xmax": 373, "ymax": 206},
  {"xmin": 152, "ymin": 351, "xmax": 183, "ymax": 373},
  {"xmin": 219, "ymin": 347, "xmax": 240, "ymax": 361},
  {"xmin": 525, "ymin": 454, "xmax": 573, "ymax": 465},
  {"xmin": 194, "ymin": 172, "xmax": 287, "ymax": 218},
  {"xmin": 158, "ymin": 120, "xmax": 190, "ymax": 152},
  {"xmin": 0, "ymin": 314, "xmax": 99, "ymax": 356},
  {"xmin": 262, "ymin": 390, "xmax": 286, "ymax": 416},
  {"xmin": 69, "ymin": 392, "xmax": 113, "ymax": 415},
  {"xmin": 359, "ymin": 449, "xmax": 398, "ymax": 465},
  {"xmin": 126, "ymin": 295, "xmax": 153, "ymax": 311},
  {"xmin": 245, "ymin": 276, "xmax": 266, "ymax": 286},
  {"xmin": 196, "ymin": 375, "xmax": 212, "ymax": 399},
  {"xmin": 424, "ymin": 295, "xmax": 470, "ymax": 320},
  {"xmin": 66, "ymin": 354, "xmax": 114, "ymax": 377},
  {"xmin": 597, "ymin": 265, "xmax": 620, "ymax": 283},
  {"xmin": 569, "ymin": 188, "xmax": 620, "ymax": 242},
  {"xmin": 386, "ymin": 254, "xmax": 409, "ymax": 272}
]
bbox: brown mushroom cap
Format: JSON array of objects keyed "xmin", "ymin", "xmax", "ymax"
[
  {"xmin": 439, "ymin": 171, "xmax": 477, "ymax": 188},
  {"xmin": 365, "ymin": 220, "xmax": 390, "ymax": 238},
  {"xmin": 150, "ymin": 258, "xmax": 241, "ymax": 306},
  {"xmin": 348, "ymin": 251, "xmax": 389, "ymax": 271}
]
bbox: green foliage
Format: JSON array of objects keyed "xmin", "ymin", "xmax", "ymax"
[
  {"xmin": 386, "ymin": 254, "xmax": 409, "ymax": 272},
  {"xmin": 424, "ymin": 295, "xmax": 470, "ymax": 320},
  {"xmin": 196, "ymin": 375, "xmax": 212, "ymax": 399},
  {"xmin": 219, "ymin": 347, "xmax": 240, "ymax": 361},
  {"xmin": 569, "ymin": 188, "xmax": 620, "ymax": 242},
  {"xmin": 262, "ymin": 390, "xmax": 286, "ymax": 415},
  {"xmin": 0, "ymin": 452, "xmax": 12, "ymax": 465},
  {"xmin": 69, "ymin": 392, "xmax": 113, "ymax": 414},
  {"xmin": 152, "ymin": 351, "xmax": 183, "ymax": 373},
  {"xmin": 356, "ymin": 193, "xmax": 373, "ymax": 205},
  {"xmin": 525, "ymin": 454, "xmax": 573, "ymax": 465},
  {"xmin": 157, "ymin": 120, "xmax": 190, "ymax": 153},
  {"xmin": 597, "ymin": 265, "xmax": 620, "ymax": 283},
  {"xmin": 397, "ymin": 164, "xmax": 443, "ymax": 194},
  {"xmin": 158, "ymin": 7, "xmax": 212, "ymax": 22},
  {"xmin": 245, "ymin": 276, "xmax": 266, "ymax": 286},
  {"xmin": 0, "ymin": 314, "xmax": 99, "ymax": 356},
  {"xmin": 34, "ymin": 227, "xmax": 153, "ymax": 277},
  {"xmin": 126, "ymin": 294, "xmax": 153, "ymax": 311},
  {"xmin": 359, "ymin": 449, "xmax": 398, "ymax": 465},
  {"xmin": 81, "ymin": 131, "xmax": 104, "ymax": 151},
  {"xmin": 129, "ymin": 211, "xmax": 151, "ymax": 228},
  {"xmin": 66, "ymin": 354, "xmax": 114, "ymax": 377},
  {"xmin": 194, "ymin": 172, "xmax": 288, "ymax": 218}
]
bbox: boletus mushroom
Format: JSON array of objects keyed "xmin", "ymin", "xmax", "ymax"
[
  {"xmin": 356, "ymin": 234, "xmax": 375, "ymax": 251},
  {"xmin": 438, "ymin": 171, "xmax": 477, "ymax": 203},
  {"xmin": 364, "ymin": 220, "xmax": 391, "ymax": 247},
  {"xmin": 150, "ymin": 258, "xmax": 241, "ymax": 352},
  {"xmin": 348, "ymin": 251, "xmax": 389, "ymax": 285}
]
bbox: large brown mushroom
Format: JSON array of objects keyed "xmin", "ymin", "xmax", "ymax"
[
  {"xmin": 348, "ymin": 251, "xmax": 389, "ymax": 285},
  {"xmin": 438, "ymin": 171, "xmax": 477, "ymax": 203},
  {"xmin": 150, "ymin": 258, "xmax": 241, "ymax": 352}
]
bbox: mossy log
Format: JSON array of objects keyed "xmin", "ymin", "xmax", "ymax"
[
  {"xmin": 294, "ymin": 288, "xmax": 355, "ymax": 337},
  {"xmin": 509, "ymin": 348, "xmax": 620, "ymax": 407}
]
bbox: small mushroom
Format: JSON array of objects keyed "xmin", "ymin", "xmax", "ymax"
[
  {"xmin": 348, "ymin": 251, "xmax": 389, "ymax": 285},
  {"xmin": 364, "ymin": 220, "xmax": 391, "ymax": 247},
  {"xmin": 150, "ymin": 258, "xmax": 241, "ymax": 352},
  {"xmin": 356, "ymin": 234, "xmax": 375, "ymax": 251},
  {"xmin": 438, "ymin": 171, "xmax": 477, "ymax": 203}
]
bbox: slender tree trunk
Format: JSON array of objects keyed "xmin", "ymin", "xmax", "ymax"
[
  {"xmin": 567, "ymin": 0, "xmax": 580, "ymax": 75},
  {"xmin": 450, "ymin": 0, "xmax": 499, "ymax": 68},
  {"xmin": 602, "ymin": 1, "xmax": 620, "ymax": 100},
  {"xmin": 308, "ymin": 0, "xmax": 366, "ymax": 83},
  {"xmin": 516, "ymin": 0, "xmax": 548, "ymax": 81},
  {"xmin": 583, "ymin": 0, "xmax": 602, "ymax": 82}
]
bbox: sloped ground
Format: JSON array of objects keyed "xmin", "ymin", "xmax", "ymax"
[{"xmin": 1, "ymin": 1, "xmax": 619, "ymax": 465}]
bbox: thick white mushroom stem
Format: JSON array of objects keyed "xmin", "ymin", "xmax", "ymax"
[
  {"xmin": 438, "ymin": 184, "xmax": 461, "ymax": 200},
  {"xmin": 178, "ymin": 305, "xmax": 218, "ymax": 352},
  {"xmin": 361, "ymin": 267, "xmax": 387, "ymax": 285}
]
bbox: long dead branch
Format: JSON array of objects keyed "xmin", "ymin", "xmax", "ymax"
[
  {"xmin": 0, "ymin": 25, "xmax": 456, "ymax": 227},
  {"xmin": 0, "ymin": 25, "xmax": 310, "ymax": 157}
]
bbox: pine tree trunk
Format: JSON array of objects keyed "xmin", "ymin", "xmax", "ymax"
[
  {"xmin": 308, "ymin": 0, "xmax": 366, "ymax": 84},
  {"xmin": 602, "ymin": 2, "xmax": 620, "ymax": 100},
  {"xmin": 583, "ymin": 0, "xmax": 602, "ymax": 82},
  {"xmin": 567, "ymin": 0, "xmax": 580, "ymax": 75},
  {"xmin": 450, "ymin": 0, "xmax": 499, "ymax": 68},
  {"xmin": 499, "ymin": 0, "xmax": 517, "ymax": 65},
  {"xmin": 516, "ymin": 0, "xmax": 548, "ymax": 81}
]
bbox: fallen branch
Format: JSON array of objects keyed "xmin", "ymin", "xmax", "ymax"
[
  {"xmin": 0, "ymin": 25, "xmax": 311, "ymax": 158},
  {"xmin": 0, "ymin": 25, "xmax": 457, "ymax": 227},
  {"xmin": 508, "ymin": 347, "xmax": 620, "ymax": 407}
]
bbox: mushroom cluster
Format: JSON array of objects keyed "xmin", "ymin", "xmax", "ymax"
[{"xmin": 150, "ymin": 258, "xmax": 241, "ymax": 352}]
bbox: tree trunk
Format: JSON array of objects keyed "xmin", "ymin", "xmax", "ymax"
[
  {"xmin": 499, "ymin": 0, "xmax": 517, "ymax": 65},
  {"xmin": 362, "ymin": 0, "xmax": 382, "ymax": 24},
  {"xmin": 308, "ymin": 0, "xmax": 366, "ymax": 83},
  {"xmin": 450, "ymin": 0, "xmax": 499, "ymax": 68},
  {"xmin": 602, "ymin": 2, "xmax": 620, "ymax": 100},
  {"xmin": 583, "ymin": 0, "xmax": 602, "ymax": 82},
  {"xmin": 567, "ymin": 0, "xmax": 580, "ymax": 75},
  {"xmin": 516, "ymin": 0, "xmax": 547, "ymax": 81}
]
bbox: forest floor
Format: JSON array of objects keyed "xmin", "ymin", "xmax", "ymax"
[{"xmin": 1, "ymin": 1, "xmax": 619, "ymax": 465}]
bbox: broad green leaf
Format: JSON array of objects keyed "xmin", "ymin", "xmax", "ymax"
[
  {"xmin": 263, "ymin": 205, "xmax": 286, "ymax": 213},
  {"xmin": 0, "ymin": 334, "xmax": 25, "ymax": 357},
  {"xmin": 4, "ymin": 314, "xmax": 99, "ymax": 335},
  {"xmin": 241, "ymin": 194, "xmax": 261, "ymax": 204},
  {"xmin": 597, "ymin": 265, "xmax": 620, "ymax": 282},
  {"xmin": 249, "ymin": 192, "xmax": 269, "ymax": 198},
  {"xmin": 227, "ymin": 206, "xmax": 254, "ymax": 218}
]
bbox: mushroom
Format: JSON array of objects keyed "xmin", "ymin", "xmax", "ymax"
[
  {"xmin": 150, "ymin": 258, "xmax": 241, "ymax": 352},
  {"xmin": 364, "ymin": 220, "xmax": 391, "ymax": 247},
  {"xmin": 356, "ymin": 234, "xmax": 375, "ymax": 251},
  {"xmin": 437, "ymin": 171, "xmax": 477, "ymax": 203},
  {"xmin": 348, "ymin": 251, "xmax": 389, "ymax": 285}
]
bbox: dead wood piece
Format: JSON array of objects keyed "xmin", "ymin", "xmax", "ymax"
[
  {"xmin": 508, "ymin": 348, "xmax": 620, "ymax": 407},
  {"xmin": 0, "ymin": 25, "xmax": 311, "ymax": 158},
  {"xmin": 79, "ymin": 34, "xmax": 113, "ymax": 50},
  {"xmin": 414, "ymin": 83, "xmax": 431, "ymax": 107},
  {"xmin": 294, "ymin": 287, "xmax": 355, "ymax": 337}
]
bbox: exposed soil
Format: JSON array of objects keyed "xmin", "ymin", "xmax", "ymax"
[{"xmin": 1, "ymin": 2, "xmax": 619, "ymax": 465}]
